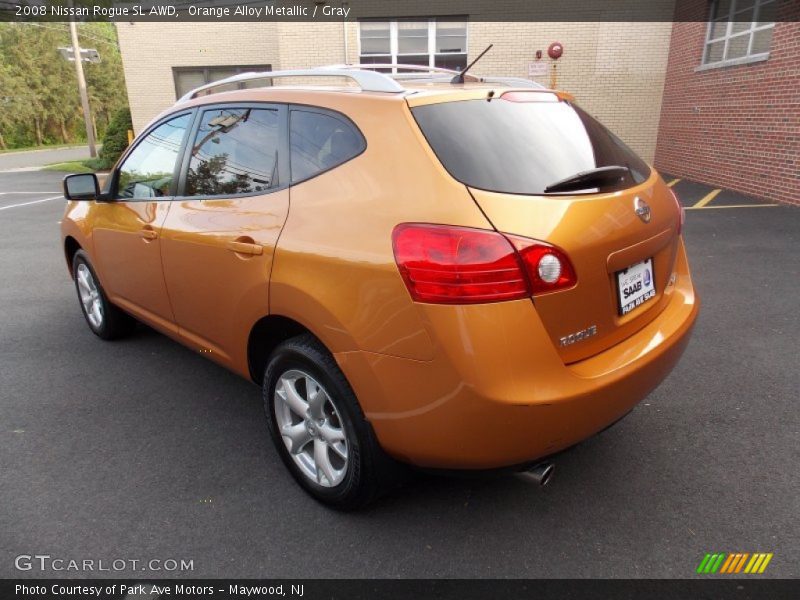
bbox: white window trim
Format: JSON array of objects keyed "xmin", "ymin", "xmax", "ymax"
[
  {"xmin": 701, "ymin": 0, "xmax": 776, "ymax": 69},
  {"xmin": 357, "ymin": 18, "xmax": 468, "ymax": 73}
]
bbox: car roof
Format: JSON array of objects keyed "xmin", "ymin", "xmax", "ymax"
[
  {"xmin": 172, "ymin": 65, "xmax": 551, "ymax": 105},
  {"xmin": 173, "ymin": 80, "xmax": 562, "ymax": 107},
  {"xmin": 176, "ymin": 82, "xmax": 568, "ymax": 109},
  {"xmin": 149, "ymin": 66, "xmax": 567, "ymax": 126}
]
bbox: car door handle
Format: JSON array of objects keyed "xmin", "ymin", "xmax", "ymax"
[
  {"xmin": 140, "ymin": 228, "xmax": 158, "ymax": 241},
  {"xmin": 227, "ymin": 241, "xmax": 263, "ymax": 256}
]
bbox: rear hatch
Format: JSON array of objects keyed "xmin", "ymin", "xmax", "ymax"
[{"xmin": 409, "ymin": 89, "xmax": 682, "ymax": 363}]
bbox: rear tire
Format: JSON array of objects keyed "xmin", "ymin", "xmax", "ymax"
[
  {"xmin": 72, "ymin": 250, "xmax": 136, "ymax": 340},
  {"xmin": 263, "ymin": 334, "xmax": 402, "ymax": 509}
]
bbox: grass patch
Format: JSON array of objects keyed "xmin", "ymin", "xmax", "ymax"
[
  {"xmin": 42, "ymin": 161, "xmax": 94, "ymax": 173},
  {"xmin": 43, "ymin": 158, "xmax": 109, "ymax": 173}
]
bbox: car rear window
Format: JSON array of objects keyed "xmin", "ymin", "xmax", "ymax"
[
  {"xmin": 411, "ymin": 94, "xmax": 650, "ymax": 195},
  {"xmin": 290, "ymin": 108, "xmax": 365, "ymax": 183}
]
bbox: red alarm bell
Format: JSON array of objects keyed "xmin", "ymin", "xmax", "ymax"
[{"xmin": 548, "ymin": 42, "xmax": 564, "ymax": 60}]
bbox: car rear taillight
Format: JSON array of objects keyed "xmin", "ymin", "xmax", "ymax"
[
  {"xmin": 669, "ymin": 187, "xmax": 685, "ymax": 235},
  {"xmin": 392, "ymin": 224, "xmax": 527, "ymax": 304},
  {"xmin": 506, "ymin": 236, "xmax": 578, "ymax": 294},
  {"xmin": 392, "ymin": 224, "xmax": 577, "ymax": 304}
]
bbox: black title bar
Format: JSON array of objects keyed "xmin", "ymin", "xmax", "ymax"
[
  {"xmin": 3, "ymin": 579, "xmax": 800, "ymax": 600},
  {"xmin": 2, "ymin": 0, "xmax": 799, "ymax": 22}
]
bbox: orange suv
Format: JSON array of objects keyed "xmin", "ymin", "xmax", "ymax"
[{"xmin": 61, "ymin": 66, "xmax": 698, "ymax": 508}]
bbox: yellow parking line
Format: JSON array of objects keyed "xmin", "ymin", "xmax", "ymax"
[
  {"xmin": 666, "ymin": 178, "xmax": 681, "ymax": 187},
  {"xmin": 692, "ymin": 189, "xmax": 722, "ymax": 208},
  {"xmin": 685, "ymin": 203, "xmax": 779, "ymax": 210}
]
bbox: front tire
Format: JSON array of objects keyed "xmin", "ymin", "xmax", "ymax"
[
  {"xmin": 72, "ymin": 250, "xmax": 135, "ymax": 340},
  {"xmin": 263, "ymin": 334, "xmax": 399, "ymax": 509}
]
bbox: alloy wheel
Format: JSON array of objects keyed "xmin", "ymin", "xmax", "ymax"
[
  {"xmin": 76, "ymin": 263, "xmax": 104, "ymax": 329},
  {"xmin": 274, "ymin": 369, "xmax": 349, "ymax": 487}
]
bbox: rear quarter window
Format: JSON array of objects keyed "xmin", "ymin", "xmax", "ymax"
[
  {"xmin": 289, "ymin": 108, "xmax": 365, "ymax": 183},
  {"xmin": 411, "ymin": 96, "xmax": 650, "ymax": 195}
]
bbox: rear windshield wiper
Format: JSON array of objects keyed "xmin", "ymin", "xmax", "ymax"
[{"xmin": 544, "ymin": 165, "xmax": 630, "ymax": 194}]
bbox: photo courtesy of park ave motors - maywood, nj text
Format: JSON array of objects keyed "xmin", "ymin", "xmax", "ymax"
[{"xmin": 0, "ymin": 0, "xmax": 798, "ymax": 597}]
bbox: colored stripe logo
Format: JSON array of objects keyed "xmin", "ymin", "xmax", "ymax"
[{"xmin": 696, "ymin": 552, "xmax": 773, "ymax": 574}]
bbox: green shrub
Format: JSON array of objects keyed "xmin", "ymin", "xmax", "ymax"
[
  {"xmin": 98, "ymin": 107, "xmax": 132, "ymax": 169},
  {"xmin": 83, "ymin": 157, "xmax": 108, "ymax": 171}
]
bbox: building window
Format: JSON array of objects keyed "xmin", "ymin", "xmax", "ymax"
[
  {"xmin": 358, "ymin": 18, "xmax": 468, "ymax": 72},
  {"xmin": 702, "ymin": 0, "xmax": 776, "ymax": 67},
  {"xmin": 172, "ymin": 65, "xmax": 272, "ymax": 99}
]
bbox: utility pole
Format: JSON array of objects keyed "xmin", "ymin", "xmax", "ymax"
[{"xmin": 68, "ymin": 17, "xmax": 96, "ymax": 157}]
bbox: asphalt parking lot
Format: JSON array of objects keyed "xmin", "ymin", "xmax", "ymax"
[{"xmin": 1, "ymin": 169, "xmax": 798, "ymax": 579}]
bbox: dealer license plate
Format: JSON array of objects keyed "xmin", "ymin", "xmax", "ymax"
[{"xmin": 616, "ymin": 258, "xmax": 656, "ymax": 315}]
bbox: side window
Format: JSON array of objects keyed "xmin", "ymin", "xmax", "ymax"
[
  {"xmin": 185, "ymin": 108, "xmax": 279, "ymax": 197},
  {"xmin": 117, "ymin": 114, "xmax": 191, "ymax": 199},
  {"xmin": 290, "ymin": 109, "xmax": 365, "ymax": 183}
]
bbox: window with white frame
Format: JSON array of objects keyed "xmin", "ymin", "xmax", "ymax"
[
  {"xmin": 358, "ymin": 18, "xmax": 468, "ymax": 72},
  {"xmin": 172, "ymin": 65, "xmax": 271, "ymax": 99},
  {"xmin": 702, "ymin": 0, "xmax": 777, "ymax": 66}
]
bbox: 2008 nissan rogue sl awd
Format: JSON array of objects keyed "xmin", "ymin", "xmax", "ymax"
[{"xmin": 60, "ymin": 67, "xmax": 698, "ymax": 509}]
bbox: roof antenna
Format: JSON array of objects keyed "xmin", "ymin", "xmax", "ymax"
[{"xmin": 451, "ymin": 44, "xmax": 493, "ymax": 84}]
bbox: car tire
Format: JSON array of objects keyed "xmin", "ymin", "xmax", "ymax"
[
  {"xmin": 263, "ymin": 334, "xmax": 402, "ymax": 509},
  {"xmin": 72, "ymin": 250, "xmax": 136, "ymax": 340}
]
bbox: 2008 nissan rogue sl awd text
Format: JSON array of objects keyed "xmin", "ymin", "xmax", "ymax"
[{"xmin": 60, "ymin": 66, "xmax": 698, "ymax": 509}]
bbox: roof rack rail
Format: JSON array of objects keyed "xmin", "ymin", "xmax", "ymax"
[
  {"xmin": 481, "ymin": 77, "xmax": 545, "ymax": 88},
  {"xmin": 177, "ymin": 67, "xmax": 404, "ymax": 102},
  {"xmin": 177, "ymin": 64, "xmax": 547, "ymax": 103},
  {"xmin": 323, "ymin": 64, "xmax": 544, "ymax": 88},
  {"xmin": 381, "ymin": 73, "xmax": 544, "ymax": 89},
  {"xmin": 321, "ymin": 63, "xmax": 482, "ymax": 81},
  {"xmin": 322, "ymin": 63, "xmax": 465, "ymax": 76}
]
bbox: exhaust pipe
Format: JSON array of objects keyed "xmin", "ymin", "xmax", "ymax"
[{"xmin": 517, "ymin": 462, "xmax": 555, "ymax": 487}]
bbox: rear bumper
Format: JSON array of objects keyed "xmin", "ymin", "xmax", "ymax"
[{"xmin": 336, "ymin": 241, "xmax": 699, "ymax": 469}]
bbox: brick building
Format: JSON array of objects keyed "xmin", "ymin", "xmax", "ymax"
[
  {"xmin": 115, "ymin": 0, "xmax": 798, "ymax": 203},
  {"xmin": 654, "ymin": 0, "xmax": 799, "ymax": 205},
  {"xmin": 116, "ymin": 19, "xmax": 673, "ymax": 163}
]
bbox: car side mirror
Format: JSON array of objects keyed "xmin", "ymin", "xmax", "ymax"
[{"xmin": 63, "ymin": 173, "xmax": 100, "ymax": 201}]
